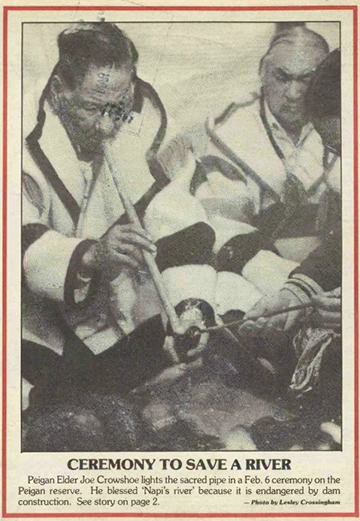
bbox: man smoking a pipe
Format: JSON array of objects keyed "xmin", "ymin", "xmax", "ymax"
[{"xmin": 22, "ymin": 22, "xmax": 217, "ymax": 450}]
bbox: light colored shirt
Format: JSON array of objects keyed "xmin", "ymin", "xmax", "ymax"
[{"xmin": 264, "ymin": 102, "xmax": 325, "ymax": 195}]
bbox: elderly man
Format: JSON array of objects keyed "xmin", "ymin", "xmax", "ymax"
[
  {"xmin": 158, "ymin": 24, "xmax": 330, "ymax": 321},
  {"xmin": 242, "ymin": 49, "xmax": 341, "ymax": 355},
  {"xmin": 22, "ymin": 22, "xmax": 217, "ymax": 450},
  {"xmin": 243, "ymin": 50, "xmax": 342, "ymax": 450}
]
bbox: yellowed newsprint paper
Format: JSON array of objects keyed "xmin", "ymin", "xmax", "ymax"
[{"xmin": 1, "ymin": 0, "xmax": 359, "ymax": 518}]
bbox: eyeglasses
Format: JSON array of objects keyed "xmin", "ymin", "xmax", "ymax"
[
  {"xmin": 101, "ymin": 102, "xmax": 134, "ymax": 123},
  {"xmin": 100, "ymin": 85, "xmax": 134, "ymax": 124}
]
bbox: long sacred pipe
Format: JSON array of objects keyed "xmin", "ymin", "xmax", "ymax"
[
  {"xmin": 183, "ymin": 302, "xmax": 314, "ymax": 338},
  {"xmin": 103, "ymin": 141, "xmax": 182, "ymax": 363}
]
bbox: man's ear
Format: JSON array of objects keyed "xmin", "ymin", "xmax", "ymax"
[{"xmin": 49, "ymin": 75, "xmax": 65, "ymax": 109}]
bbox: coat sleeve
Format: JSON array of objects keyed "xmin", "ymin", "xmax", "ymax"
[
  {"xmin": 289, "ymin": 230, "xmax": 341, "ymax": 294},
  {"xmin": 22, "ymin": 171, "xmax": 93, "ymax": 304}
]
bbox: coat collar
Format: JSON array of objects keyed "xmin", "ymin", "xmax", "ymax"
[
  {"xmin": 213, "ymin": 99, "xmax": 285, "ymax": 196},
  {"xmin": 39, "ymin": 102, "xmax": 87, "ymax": 207},
  {"xmin": 212, "ymin": 98, "xmax": 325, "ymax": 196}
]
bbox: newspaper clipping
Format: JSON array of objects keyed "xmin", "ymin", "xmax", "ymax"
[{"xmin": 1, "ymin": 0, "xmax": 359, "ymax": 518}]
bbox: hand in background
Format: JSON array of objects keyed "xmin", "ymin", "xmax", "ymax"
[
  {"xmin": 312, "ymin": 290, "xmax": 341, "ymax": 329},
  {"xmin": 238, "ymin": 289, "xmax": 306, "ymax": 340},
  {"xmin": 156, "ymin": 134, "xmax": 196, "ymax": 181}
]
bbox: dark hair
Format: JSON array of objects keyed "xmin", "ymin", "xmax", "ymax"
[
  {"xmin": 306, "ymin": 48, "xmax": 341, "ymax": 120},
  {"xmin": 55, "ymin": 22, "xmax": 138, "ymax": 89}
]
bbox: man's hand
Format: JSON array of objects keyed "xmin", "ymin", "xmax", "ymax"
[
  {"xmin": 238, "ymin": 289, "xmax": 306, "ymax": 339},
  {"xmin": 312, "ymin": 290, "xmax": 341, "ymax": 329},
  {"xmin": 81, "ymin": 224, "xmax": 156, "ymax": 280}
]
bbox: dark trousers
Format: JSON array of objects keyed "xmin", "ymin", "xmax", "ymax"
[{"xmin": 22, "ymin": 314, "xmax": 168, "ymax": 413}]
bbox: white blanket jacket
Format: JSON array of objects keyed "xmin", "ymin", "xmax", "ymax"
[
  {"xmin": 23, "ymin": 78, "xmax": 217, "ymax": 362},
  {"xmin": 179, "ymin": 95, "xmax": 332, "ymax": 313}
]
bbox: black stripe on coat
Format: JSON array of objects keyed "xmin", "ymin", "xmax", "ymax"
[
  {"xmin": 290, "ymin": 232, "xmax": 341, "ymax": 292},
  {"xmin": 26, "ymin": 77, "xmax": 81, "ymax": 225},
  {"xmin": 215, "ymin": 95, "xmax": 259, "ymax": 126},
  {"xmin": 64, "ymin": 239, "xmax": 100, "ymax": 309},
  {"xmin": 22, "ymin": 224, "xmax": 100, "ymax": 309},
  {"xmin": 136, "ymin": 77, "xmax": 168, "ymax": 156},
  {"xmin": 208, "ymin": 125, "xmax": 280, "ymax": 203},
  {"xmin": 197, "ymin": 155, "xmax": 247, "ymax": 183},
  {"xmin": 26, "ymin": 135, "xmax": 81, "ymax": 225},
  {"xmin": 216, "ymin": 231, "xmax": 278, "ymax": 275},
  {"xmin": 155, "ymin": 222, "xmax": 216, "ymax": 273},
  {"xmin": 138, "ymin": 77, "xmax": 169, "ymax": 186},
  {"xmin": 253, "ymin": 203, "xmax": 320, "ymax": 239},
  {"xmin": 22, "ymin": 223, "xmax": 49, "ymax": 258},
  {"xmin": 110, "ymin": 179, "xmax": 169, "ymax": 231}
]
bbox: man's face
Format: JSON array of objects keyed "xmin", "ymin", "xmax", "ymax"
[
  {"xmin": 261, "ymin": 44, "xmax": 327, "ymax": 132},
  {"xmin": 56, "ymin": 64, "xmax": 134, "ymax": 159}
]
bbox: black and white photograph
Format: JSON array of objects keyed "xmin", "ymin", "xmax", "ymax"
[{"xmin": 21, "ymin": 18, "xmax": 342, "ymax": 454}]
